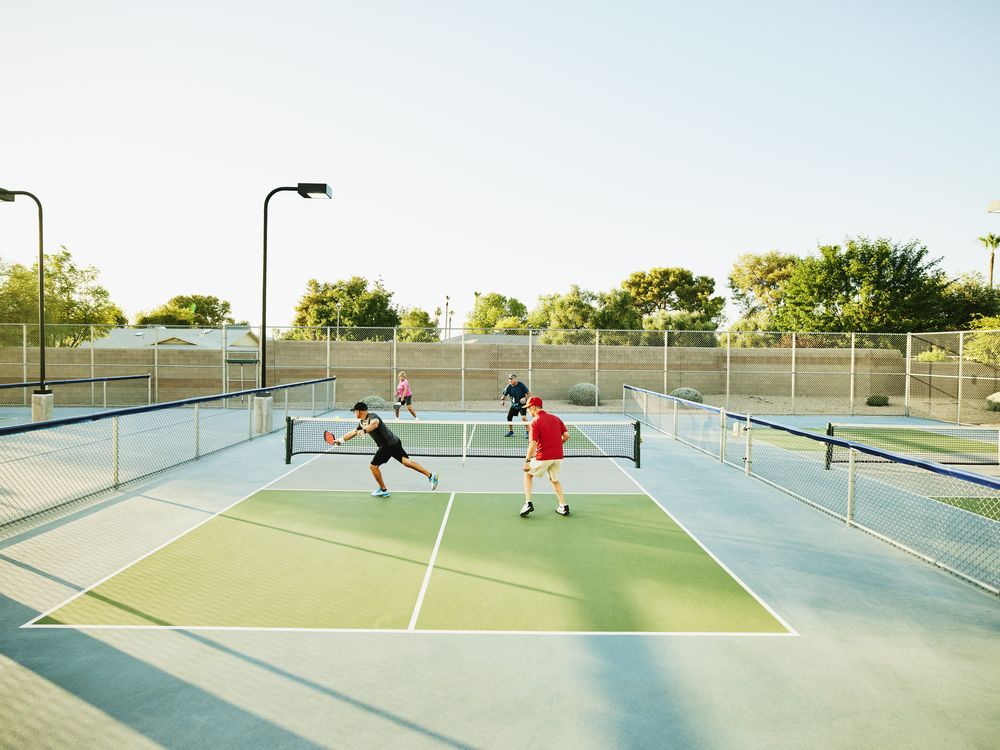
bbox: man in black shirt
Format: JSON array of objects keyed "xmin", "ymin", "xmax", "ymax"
[
  {"xmin": 500, "ymin": 373, "xmax": 531, "ymax": 437},
  {"xmin": 330, "ymin": 402, "xmax": 439, "ymax": 497}
]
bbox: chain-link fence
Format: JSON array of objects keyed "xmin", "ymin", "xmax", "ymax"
[
  {"xmin": 3, "ymin": 323, "xmax": 1000, "ymax": 420},
  {"xmin": 0, "ymin": 376, "xmax": 336, "ymax": 537},
  {"xmin": 624, "ymin": 385, "xmax": 1000, "ymax": 593}
]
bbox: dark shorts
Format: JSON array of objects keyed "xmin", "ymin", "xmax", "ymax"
[
  {"xmin": 396, "ymin": 395, "xmax": 412, "ymax": 406},
  {"xmin": 372, "ymin": 441, "xmax": 408, "ymax": 466},
  {"xmin": 507, "ymin": 406, "xmax": 527, "ymax": 421}
]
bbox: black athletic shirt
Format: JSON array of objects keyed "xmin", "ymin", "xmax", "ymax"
[
  {"xmin": 358, "ymin": 413, "xmax": 400, "ymax": 448},
  {"xmin": 502, "ymin": 382, "xmax": 529, "ymax": 406}
]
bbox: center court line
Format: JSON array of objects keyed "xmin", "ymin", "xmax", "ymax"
[
  {"xmin": 21, "ymin": 452, "xmax": 327, "ymax": 628},
  {"xmin": 408, "ymin": 492, "xmax": 455, "ymax": 631}
]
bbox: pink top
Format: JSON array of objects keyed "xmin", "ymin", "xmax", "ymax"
[{"xmin": 396, "ymin": 379, "xmax": 411, "ymax": 397}]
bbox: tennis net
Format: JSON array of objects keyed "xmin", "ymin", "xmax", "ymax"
[
  {"xmin": 826, "ymin": 423, "xmax": 1000, "ymax": 465},
  {"xmin": 285, "ymin": 417, "xmax": 641, "ymax": 465}
]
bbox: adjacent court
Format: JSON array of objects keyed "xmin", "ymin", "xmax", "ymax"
[{"xmin": 30, "ymin": 484, "xmax": 788, "ymax": 634}]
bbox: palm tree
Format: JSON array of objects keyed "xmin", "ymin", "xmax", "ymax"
[{"xmin": 979, "ymin": 233, "xmax": 1000, "ymax": 287}]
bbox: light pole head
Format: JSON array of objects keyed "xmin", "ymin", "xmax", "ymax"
[
  {"xmin": 297, "ymin": 183, "xmax": 333, "ymax": 199},
  {"xmin": 989, "ymin": 200, "xmax": 1000, "ymax": 214},
  {"xmin": 0, "ymin": 189, "xmax": 15, "ymax": 202}
]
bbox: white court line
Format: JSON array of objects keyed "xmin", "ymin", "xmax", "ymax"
[
  {"xmin": 21, "ymin": 453, "xmax": 326, "ymax": 628},
  {"xmin": 604, "ymin": 451, "xmax": 798, "ymax": 636},
  {"xmin": 23, "ymin": 623, "xmax": 795, "ymax": 637},
  {"xmin": 407, "ymin": 492, "xmax": 455, "ymax": 631}
]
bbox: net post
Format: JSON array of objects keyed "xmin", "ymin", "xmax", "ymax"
[
  {"xmin": 849, "ymin": 332, "xmax": 856, "ymax": 416},
  {"xmin": 194, "ymin": 403, "xmax": 200, "ymax": 459},
  {"xmin": 643, "ymin": 390, "xmax": 648, "ymax": 422},
  {"xmin": 846, "ymin": 448, "xmax": 856, "ymax": 526},
  {"xmin": 824, "ymin": 422, "xmax": 834, "ymax": 469},
  {"xmin": 634, "ymin": 420, "xmax": 641, "ymax": 468},
  {"xmin": 147, "ymin": 374, "xmax": 152, "ymax": 405},
  {"xmin": 284, "ymin": 416, "xmax": 294, "ymax": 464},
  {"xmin": 311, "ymin": 383, "xmax": 316, "ymax": 416},
  {"xmin": 744, "ymin": 414, "xmax": 752, "ymax": 476},
  {"xmin": 719, "ymin": 408, "xmax": 726, "ymax": 461},
  {"xmin": 904, "ymin": 333, "xmax": 912, "ymax": 417},
  {"xmin": 462, "ymin": 422, "xmax": 467, "ymax": 465},
  {"xmin": 957, "ymin": 331, "xmax": 964, "ymax": 425},
  {"xmin": 248, "ymin": 394, "xmax": 254, "ymax": 439},
  {"xmin": 102, "ymin": 380, "xmax": 108, "ymax": 409},
  {"xmin": 112, "ymin": 416, "xmax": 120, "ymax": 487},
  {"xmin": 671, "ymin": 399, "xmax": 678, "ymax": 438}
]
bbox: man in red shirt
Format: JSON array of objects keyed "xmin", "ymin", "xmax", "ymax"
[{"xmin": 520, "ymin": 396, "xmax": 571, "ymax": 517}]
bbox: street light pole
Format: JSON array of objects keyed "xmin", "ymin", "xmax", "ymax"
[
  {"xmin": 261, "ymin": 183, "xmax": 332, "ymax": 391},
  {"xmin": 0, "ymin": 188, "xmax": 50, "ymax": 405}
]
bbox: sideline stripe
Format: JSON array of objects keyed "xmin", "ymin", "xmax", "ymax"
[
  {"xmin": 408, "ymin": 492, "xmax": 455, "ymax": 631},
  {"xmin": 22, "ymin": 453, "xmax": 325, "ymax": 628},
  {"xmin": 606, "ymin": 453, "xmax": 798, "ymax": 636}
]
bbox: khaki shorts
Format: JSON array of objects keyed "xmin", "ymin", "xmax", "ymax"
[{"xmin": 527, "ymin": 458, "xmax": 562, "ymax": 481}]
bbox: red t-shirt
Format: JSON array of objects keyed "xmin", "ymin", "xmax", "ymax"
[{"xmin": 530, "ymin": 411, "xmax": 567, "ymax": 460}]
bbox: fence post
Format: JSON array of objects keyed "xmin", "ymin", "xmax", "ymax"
[
  {"xmin": 311, "ymin": 383, "xmax": 316, "ymax": 416},
  {"xmin": 326, "ymin": 327, "xmax": 331, "ymax": 382},
  {"xmin": 147, "ymin": 375, "xmax": 152, "ymax": 405},
  {"xmin": 719, "ymin": 408, "xmax": 727, "ymax": 461},
  {"xmin": 663, "ymin": 331, "xmax": 670, "ymax": 395},
  {"xmin": 846, "ymin": 448, "xmax": 856, "ymax": 526},
  {"xmin": 725, "ymin": 331, "xmax": 731, "ymax": 410},
  {"xmin": 791, "ymin": 332, "xmax": 797, "ymax": 415},
  {"xmin": 461, "ymin": 329, "xmax": 466, "ymax": 411},
  {"xmin": 194, "ymin": 404, "xmax": 200, "ymax": 459},
  {"xmin": 153, "ymin": 327, "xmax": 160, "ymax": 403},
  {"xmin": 595, "ymin": 329, "xmax": 600, "ymax": 412},
  {"xmin": 90, "ymin": 325, "xmax": 96, "ymax": 406},
  {"xmin": 392, "ymin": 327, "xmax": 398, "ymax": 395},
  {"xmin": 22, "ymin": 324, "xmax": 27, "ymax": 405},
  {"xmin": 220, "ymin": 323, "xmax": 227, "ymax": 395},
  {"xmin": 528, "ymin": 328, "xmax": 533, "ymax": 391},
  {"xmin": 744, "ymin": 414, "xmax": 753, "ymax": 476},
  {"xmin": 957, "ymin": 331, "xmax": 964, "ymax": 424},
  {"xmin": 102, "ymin": 380, "xmax": 108, "ymax": 408},
  {"xmin": 904, "ymin": 333, "xmax": 912, "ymax": 417},
  {"xmin": 849, "ymin": 332, "xmax": 856, "ymax": 416},
  {"xmin": 112, "ymin": 416, "xmax": 120, "ymax": 487}
]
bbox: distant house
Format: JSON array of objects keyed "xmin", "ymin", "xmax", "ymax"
[{"xmin": 91, "ymin": 327, "xmax": 259, "ymax": 351}]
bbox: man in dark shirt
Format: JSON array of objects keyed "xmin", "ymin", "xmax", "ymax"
[
  {"xmin": 500, "ymin": 373, "xmax": 531, "ymax": 437},
  {"xmin": 330, "ymin": 402, "xmax": 439, "ymax": 497},
  {"xmin": 520, "ymin": 396, "xmax": 571, "ymax": 518}
]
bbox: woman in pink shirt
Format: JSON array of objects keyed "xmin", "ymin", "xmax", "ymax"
[{"xmin": 394, "ymin": 371, "xmax": 418, "ymax": 420}]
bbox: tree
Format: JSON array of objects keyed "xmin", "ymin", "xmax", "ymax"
[
  {"xmin": 771, "ymin": 237, "xmax": 951, "ymax": 333},
  {"xmin": 136, "ymin": 294, "xmax": 243, "ymax": 327},
  {"xmin": 962, "ymin": 315, "xmax": 1000, "ymax": 366},
  {"xmin": 622, "ymin": 267, "xmax": 725, "ymax": 324},
  {"xmin": 531, "ymin": 286, "xmax": 598, "ymax": 343},
  {"xmin": 938, "ymin": 273, "xmax": 1000, "ymax": 330},
  {"xmin": 0, "ymin": 246, "xmax": 126, "ymax": 346},
  {"xmin": 465, "ymin": 292, "xmax": 528, "ymax": 332},
  {"xmin": 397, "ymin": 307, "xmax": 438, "ymax": 342},
  {"xmin": 288, "ymin": 276, "xmax": 400, "ymax": 340},
  {"xmin": 728, "ymin": 251, "xmax": 800, "ymax": 327},
  {"xmin": 592, "ymin": 288, "xmax": 642, "ymax": 331},
  {"xmin": 979, "ymin": 233, "xmax": 1000, "ymax": 288}
]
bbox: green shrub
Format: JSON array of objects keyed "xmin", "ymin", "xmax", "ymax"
[
  {"xmin": 866, "ymin": 395, "xmax": 889, "ymax": 407},
  {"xmin": 360, "ymin": 395, "xmax": 392, "ymax": 410},
  {"xmin": 986, "ymin": 393, "xmax": 1000, "ymax": 412},
  {"xmin": 568, "ymin": 382, "xmax": 599, "ymax": 406},
  {"xmin": 915, "ymin": 349, "xmax": 948, "ymax": 362},
  {"xmin": 670, "ymin": 387, "xmax": 703, "ymax": 403}
]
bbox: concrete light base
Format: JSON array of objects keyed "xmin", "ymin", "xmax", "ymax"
[
  {"xmin": 31, "ymin": 391, "xmax": 54, "ymax": 422},
  {"xmin": 254, "ymin": 395, "xmax": 274, "ymax": 434}
]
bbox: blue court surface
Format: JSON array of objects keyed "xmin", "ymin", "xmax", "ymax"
[{"xmin": 0, "ymin": 411, "xmax": 998, "ymax": 748}]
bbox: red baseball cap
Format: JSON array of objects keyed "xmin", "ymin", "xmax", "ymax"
[{"xmin": 526, "ymin": 396, "xmax": 543, "ymax": 408}]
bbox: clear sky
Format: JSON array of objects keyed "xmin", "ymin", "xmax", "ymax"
[{"xmin": 2, "ymin": 0, "xmax": 998, "ymax": 330}]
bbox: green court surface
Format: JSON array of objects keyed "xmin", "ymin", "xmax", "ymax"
[{"xmin": 34, "ymin": 489, "xmax": 787, "ymax": 634}]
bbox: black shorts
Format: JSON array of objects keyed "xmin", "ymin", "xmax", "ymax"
[
  {"xmin": 396, "ymin": 395, "xmax": 412, "ymax": 406},
  {"xmin": 372, "ymin": 441, "xmax": 408, "ymax": 466},
  {"xmin": 507, "ymin": 406, "xmax": 527, "ymax": 421}
]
